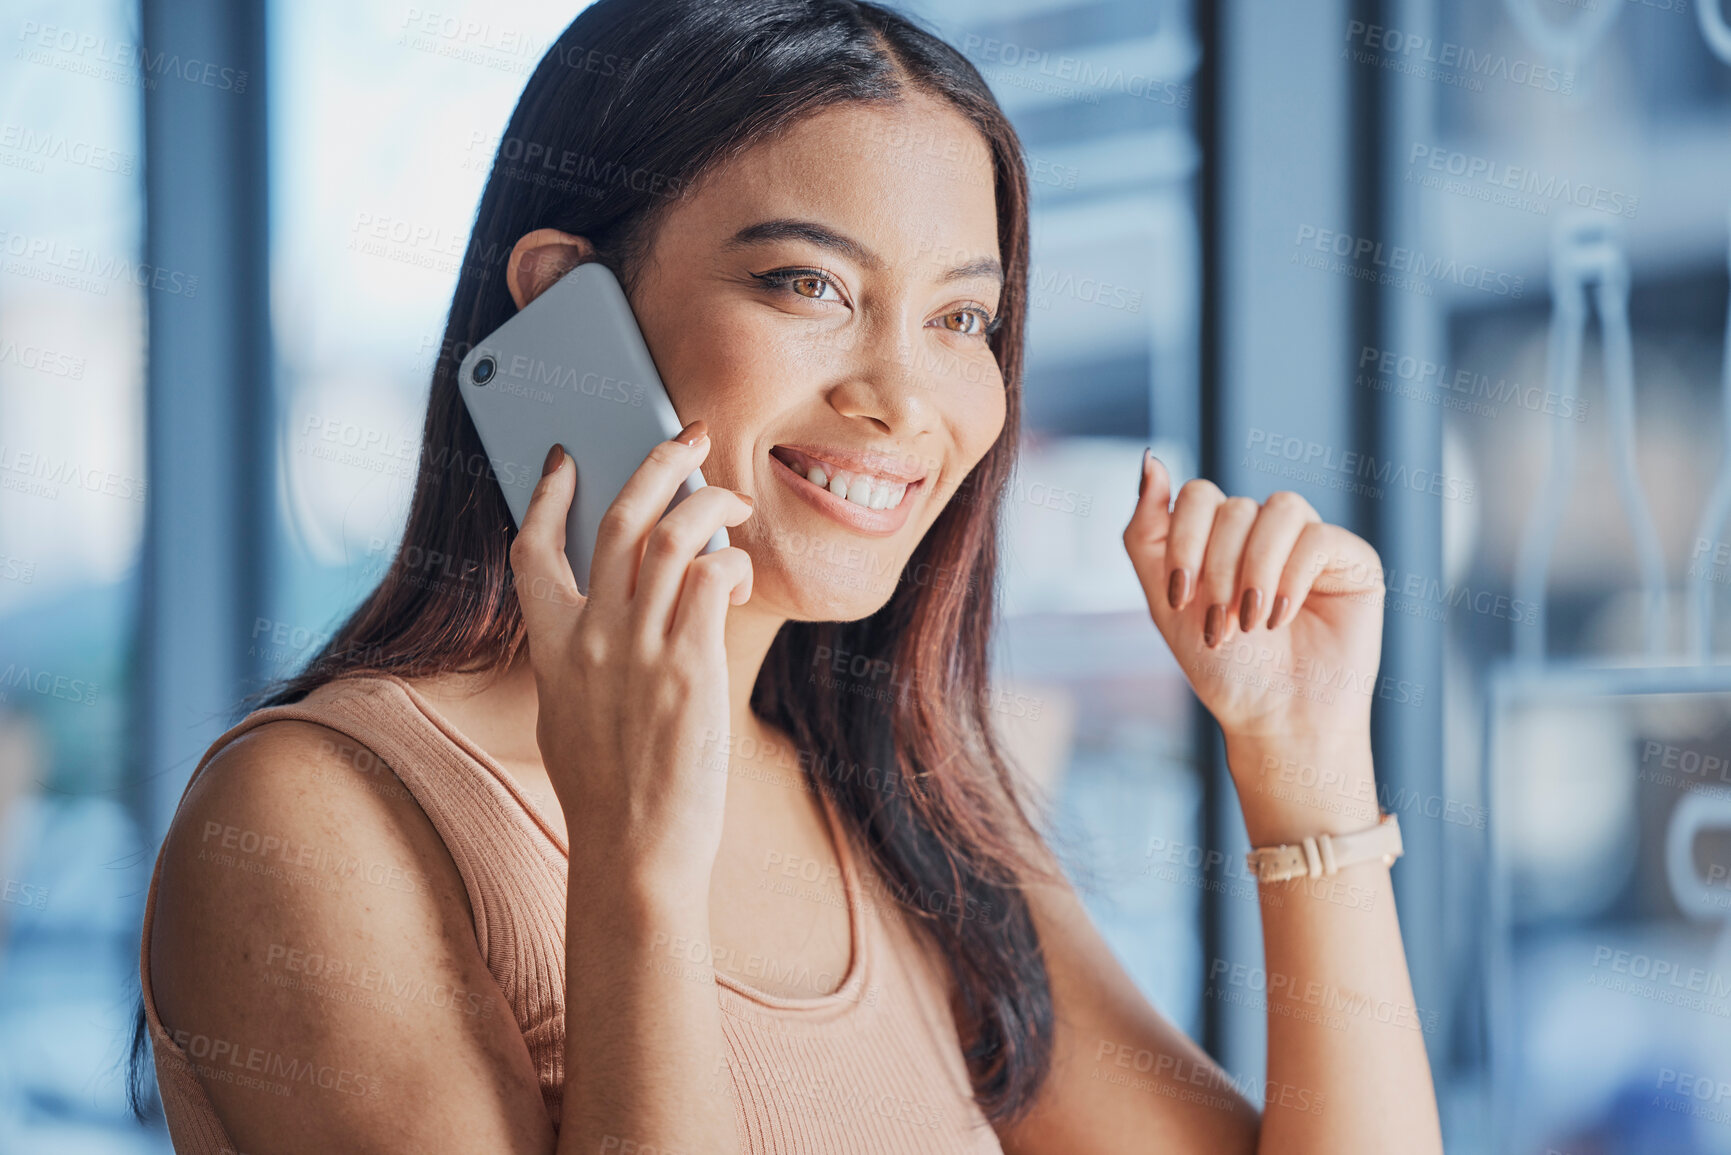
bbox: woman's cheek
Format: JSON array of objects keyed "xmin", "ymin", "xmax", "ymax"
[{"xmin": 945, "ymin": 376, "xmax": 1006, "ymax": 462}]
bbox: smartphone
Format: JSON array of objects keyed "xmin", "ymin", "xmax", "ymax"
[{"xmin": 455, "ymin": 262, "xmax": 727, "ymax": 596}]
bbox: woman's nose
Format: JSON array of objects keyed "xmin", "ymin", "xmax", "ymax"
[{"xmin": 826, "ymin": 336, "xmax": 940, "ymax": 436}]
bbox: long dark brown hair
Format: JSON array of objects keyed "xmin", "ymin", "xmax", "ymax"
[{"xmin": 134, "ymin": 0, "xmax": 1059, "ymax": 1127}]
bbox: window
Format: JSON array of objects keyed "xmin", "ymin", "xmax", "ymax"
[{"xmin": 0, "ymin": 1, "xmax": 152, "ymax": 1149}]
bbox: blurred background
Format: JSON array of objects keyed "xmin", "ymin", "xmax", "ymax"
[{"xmin": 3, "ymin": 0, "xmax": 1731, "ymax": 1150}]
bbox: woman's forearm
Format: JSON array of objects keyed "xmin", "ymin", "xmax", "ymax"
[
  {"xmin": 1224, "ymin": 730, "xmax": 1443, "ymax": 1155},
  {"xmin": 557, "ymin": 864, "xmax": 741, "ymax": 1155}
]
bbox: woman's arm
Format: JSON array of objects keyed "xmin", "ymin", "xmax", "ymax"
[
  {"xmin": 990, "ymin": 866, "xmax": 1262, "ymax": 1154},
  {"xmin": 150, "ymin": 719, "xmax": 559, "ymax": 1154},
  {"xmin": 994, "ymin": 807, "xmax": 1431, "ymax": 1155},
  {"xmin": 149, "ymin": 724, "xmax": 740, "ymax": 1155},
  {"xmin": 559, "ymin": 864, "xmax": 738, "ymax": 1155},
  {"xmin": 152, "ymin": 429, "xmax": 754, "ymax": 1155},
  {"xmin": 1226, "ymin": 727, "xmax": 1439, "ymax": 1155},
  {"xmin": 996, "ymin": 454, "xmax": 1442, "ymax": 1154},
  {"xmin": 516, "ymin": 431, "xmax": 755, "ymax": 1155}
]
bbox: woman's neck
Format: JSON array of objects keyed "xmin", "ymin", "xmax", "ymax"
[
  {"xmin": 722, "ymin": 599, "xmax": 791, "ymax": 745},
  {"xmin": 470, "ymin": 598, "xmax": 791, "ymax": 763}
]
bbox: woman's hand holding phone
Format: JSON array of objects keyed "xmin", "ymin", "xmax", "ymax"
[
  {"xmin": 509, "ymin": 420, "xmax": 755, "ymax": 898},
  {"xmin": 513, "ymin": 421, "xmax": 754, "ymax": 1154}
]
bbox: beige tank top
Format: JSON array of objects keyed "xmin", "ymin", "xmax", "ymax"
[{"xmin": 138, "ymin": 673, "xmax": 1005, "ymax": 1153}]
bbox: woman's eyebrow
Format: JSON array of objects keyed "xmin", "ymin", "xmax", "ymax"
[{"xmin": 723, "ymin": 217, "xmax": 1004, "ymax": 285}]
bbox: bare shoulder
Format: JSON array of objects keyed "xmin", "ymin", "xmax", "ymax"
[
  {"xmin": 154, "ymin": 718, "xmax": 454, "ymax": 945},
  {"xmin": 149, "ymin": 717, "xmax": 554, "ymax": 1154}
]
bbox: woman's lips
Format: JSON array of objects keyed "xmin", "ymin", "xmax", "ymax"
[{"xmin": 768, "ymin": 450, "xmax": 923, "ymax": 536}]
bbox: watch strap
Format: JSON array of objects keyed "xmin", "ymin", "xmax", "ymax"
[{"xmin": 1245, "ymin": 812, "xmax": 1402, "ymax": 884}]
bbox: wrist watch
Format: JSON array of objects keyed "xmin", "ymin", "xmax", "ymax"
[{"xmin": 1245, "ymin": 812, "xmax": 1403, "ymax": 884}]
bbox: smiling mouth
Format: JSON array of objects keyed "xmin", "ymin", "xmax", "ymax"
[{"xmin": 768, "ymin": 445, "xmax": 925, "ymax": 512}]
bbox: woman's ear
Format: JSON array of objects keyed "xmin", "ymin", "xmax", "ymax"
[{"xmin": 506, "ymin": 229, "xmax": 597, "ymax": 309}]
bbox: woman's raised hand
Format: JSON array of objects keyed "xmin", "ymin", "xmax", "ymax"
[
  {"xmin": 1122, "ymin": 452, "xmax": 1388, "ymax": 763},
  {"xmin": 509, "ymin": 422, "xmax": 755, "ymax": 898}
]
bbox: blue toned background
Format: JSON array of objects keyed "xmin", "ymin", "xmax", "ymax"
[{"xmin": 2, "ymin": 0, "xmax": 1728, "ymax": 1151}]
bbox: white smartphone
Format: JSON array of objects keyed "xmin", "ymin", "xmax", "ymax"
[{"xmin": 455, "ymin": 262, "xmax": 728, "ymax": 596}]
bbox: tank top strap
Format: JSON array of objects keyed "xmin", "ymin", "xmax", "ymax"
[
  {"xmin": 281, "ymin": 674, "xmax": 569, "ymax": 978},
  {"xmin": 155, "ymin": 674, "xmax": 567, "ymax": 977}
]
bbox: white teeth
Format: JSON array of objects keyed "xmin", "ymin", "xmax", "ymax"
[{"xmin": 792, "ymin": 456, "xmax": 913, "ymax": 512}]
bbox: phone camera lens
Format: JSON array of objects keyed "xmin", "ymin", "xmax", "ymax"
[{"xmin": 472, "ymin": 356, "xmax": 496, "ymax": 386}]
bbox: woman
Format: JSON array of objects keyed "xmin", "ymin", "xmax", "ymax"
[{"xmin": 135, "ymin": 0, "xmax": 1445, "ymax": 1151}]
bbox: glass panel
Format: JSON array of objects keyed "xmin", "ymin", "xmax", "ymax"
[
  {"xmin": 1427, "ymin": 1, "xmax": 1731, "ymax": 1149},
  {"xmin": 0, "ymin": 0, "xmax": 153, "ymax": 1150},
  {"xmin": 1488, "ymin": 687, "xmax": 1731, "ymax": 1154},
  {"xmin": 266, "ymin": 0, "xmax": 580, "ymax": 643}
]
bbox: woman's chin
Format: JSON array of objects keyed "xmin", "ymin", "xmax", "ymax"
[{"xmin": 749, "ymin": 563, "xmax": 902, "ymax": 623}]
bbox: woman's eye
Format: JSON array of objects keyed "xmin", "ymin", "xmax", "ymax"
[
  {"xmin": 754, "ymin": 268, "xmax": 844, "ymax": 304},
  {"xmin": 936, "ymin": 307, "xmax": 999, "ymax": 339},
  {"xmin": 754, "ymin": 269, "xmax": 997, "ymax": 338}
]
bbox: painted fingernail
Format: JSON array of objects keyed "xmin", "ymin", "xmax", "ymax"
[
  {"xmin": 736, "ymin": 492, "xmax": 755, "ymax": 507},
  {"xmin": 541, "ymin": 443, "xmax": 563, "ymax": 476},
  {"xmin": 1271, "ymin": 594, "xmax": 1291, "ymax": 629},
  {"xmin": 1239, "ymin": 588, "xmax": 1262, "ymax": 632},
  {"xmin": 1203, "ymin": 603, "xmax": 1224, "ymax": 648},
  {"xmin": 1139, "ymin": 447, "xmax": 1152, "ymax": 498},
  {"xmin": 1168, "ymin": 568, "xmax": 1190, "ymax": 610},
  {"xmin": 674, "ymin": 419, "xmax": 708, "ymax": 446}
]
